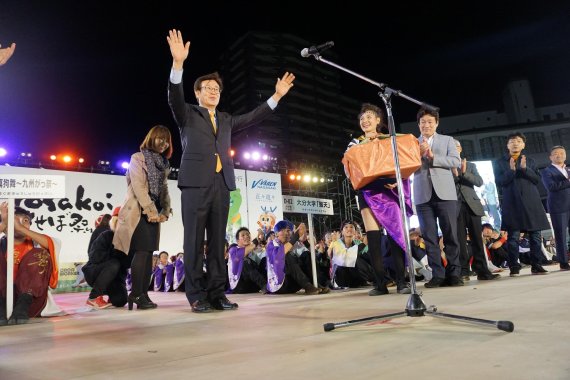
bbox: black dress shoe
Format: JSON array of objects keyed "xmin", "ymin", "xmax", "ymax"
[
  {"xmin": 424, "ymin": 277, "xmax": 445, "ymax": 288},
  {"xmin": 210, "ymin": 297, "xmax": 238, "ymax": 310},
  {"xmin": 559, "ymin": 263, "xmax": 570, "ymax": 271},
  {"xmin": 191, "ymin": 299, "xmax": 213, "ymax": 313},
  {"xmin": 531, "ymin": 265, "xmax": 548, "ymax": 275},
  {"xmin": 477, "ymin": 273, "xmax": 501, "ymax": 281},
  {"xmin": 444, "ymin": 276, "xmax": 464, "ymax": 286}
]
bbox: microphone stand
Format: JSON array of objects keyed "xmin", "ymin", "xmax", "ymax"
[{"xmin": 309, "ymin": 53, "xmax": 514, "ymax": 333}]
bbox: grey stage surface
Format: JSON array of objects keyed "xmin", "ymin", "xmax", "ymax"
[{"xmin": 1, "ymin": 266, "xmax": 569, "ymax": 380}]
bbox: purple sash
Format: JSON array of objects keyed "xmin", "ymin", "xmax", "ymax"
[
  {"xmin": 362, "ymin": 179, "xmax": 413, "ymax": 251},
  {"xmin": 265, "ymin": 240, "xmax": 286, "ymax": 293},
  {"xmin": 228, "ymin": 246, "xmax": 245, "ymax": 290},
  {"xmin": 173, "ymin": 258, "xmax": 185, "ymax": 290},
  {"xmin": 153, "ymin": 263, "xmax": 174, "ymax": 292}
]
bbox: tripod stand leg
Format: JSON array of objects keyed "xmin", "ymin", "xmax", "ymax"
[
  {"xmin": 324, "ymin": 311, "xmax": 407, "ymax": 332},
  {"xmin": 425, "ymin": 309, "xmax": 514, "ymax": 332}
]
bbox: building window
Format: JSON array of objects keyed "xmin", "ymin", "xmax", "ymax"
[
  {"xmin": 524, "ymin": 132, "xmax": 547, "ymax": 154},
  {"xmin": 479, "ymin": 136, "xmax": 507, "ymax": 159},
  {"xmin": 551, "ymin": 128, "xmax": 570, "ymax": 148}
]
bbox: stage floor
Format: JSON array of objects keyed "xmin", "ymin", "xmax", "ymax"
[{"xmin": 1, "ymin": 266, "xmax": 569, "ymax": 380}]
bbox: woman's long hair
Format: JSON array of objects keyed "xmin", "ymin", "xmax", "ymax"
[{"xmin": 140, "ymin": 125, "xmax": 173, "ymax": 159}]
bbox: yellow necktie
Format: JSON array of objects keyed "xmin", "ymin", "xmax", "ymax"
[{"xmin": 209, "ymin": 111, "xmax": 222, "ymax": 173}]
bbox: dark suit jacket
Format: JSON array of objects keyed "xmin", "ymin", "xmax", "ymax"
[
  {"xmin": 168, "ymin": 80, "xmax": 273, "ymax": 190},
  {"xmin": 493, "ymin": 153, "xmax": 550, "ymax": 231},
  {"xmin": 540, "ymin": 164, "xmax": 570, "ymax": 214},
  {"xmin": 454, "ymin": 161, "xmax": 485, "ymax": 216}
]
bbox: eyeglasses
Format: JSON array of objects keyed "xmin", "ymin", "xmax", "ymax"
[{"xmin": 200, "ymin": 85, "xmax": 222, "ymax": 94}]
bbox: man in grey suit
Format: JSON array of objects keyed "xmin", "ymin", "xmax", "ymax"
[
  {"xmin": 412, "ymin": 108, "xmax": 462, "ymax": 287},
  {"xmin": 452, "ymin": 140, "xmax": 500, "ymax": 281}
]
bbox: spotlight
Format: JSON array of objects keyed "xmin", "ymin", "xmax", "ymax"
[
  {"xmin": 320, "ymin": 178, "xmax": 325, "ymax": 183},
  {"xmin": 63, "ymin": 155, "xmax": 72, "ymax": 163},
  {"xmin": 262, "ymin": 154, "xmax": 269, "ymax": 161},
  {"xmin": 0, "ymin": 148, "xmax": 6, "ymax": 157},
  {"xmin": 78, "ymin": 158, "xmax": 85, "ymax": 164},
  {"xmin": 243, "ymin": 152, "xmax": 251, "ymax": 160},
  {"xmin": 50, "ymin": 155, "xmax": 57, "ymax": 161},
  {"xmin": 289, "ymin": 174, "xmax": 296, "ymax": 181},
  {"xmin": 303, "ymin": 175, "xmax": 310, "ymax": 183},
  {"xmin": 252, "ymin": 152, "xmax": 260, "ymax": 161},
  {"xmin": 230, "ymin": 149, "xmax": 235, "ymax": 157},
  {"xmin": 296, "ymin": 175, "xmax": 301, "ymax": 180},
  {"xmin": 312, "ymin": 177, "xmax": 318, "ymax": 183},
  {"xmin": 121, "ymin": 162, "xmax": 129, "ymax": 169}
]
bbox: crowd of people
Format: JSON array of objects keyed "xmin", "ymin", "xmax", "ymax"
[{"xmin": 1, "ymin": 31, "xmax": 568, "ymax": 325}]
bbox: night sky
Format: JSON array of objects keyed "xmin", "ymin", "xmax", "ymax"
[{"xmin": 1, "ymin": 1, "xmax": 569, "ymax": 169}]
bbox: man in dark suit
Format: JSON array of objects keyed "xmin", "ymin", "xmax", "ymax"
[
  {"xmin": 412, "ymin": 108, "xmax": 462, "ymax": 288},
  {"xmin": 540, "ymin": 146, "xmax": 570, "ymax": 271},
  {"xmin": 452, "ymin": 140, "xmax": 499, "ymax": 281},
  {"xmin": 493, "ymin": 132, "xmax": 550, "ymax": 276},
  {"xmin": 166, "ymin": 29, "xmax": 296, "ymax": 312}
]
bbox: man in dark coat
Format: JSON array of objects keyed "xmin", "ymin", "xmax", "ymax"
[
  {"xmin": 166, "ymin": 29, "xmax": 295, "ymax": 312},
  {"xmin": 540, "ymin": 145, "xmax": 570, "ymax": 271},
  {"xmin": 493, "ymin": 132, "xmax": 550, "ymax": 276},
  {"xmin": 452, "ymin": 140, "xmax": 499, "ymax": 281}
]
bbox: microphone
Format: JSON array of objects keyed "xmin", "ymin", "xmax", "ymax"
[{"xmin": 301, "ymin": 41, "xmax": 334, "ymax": 57}]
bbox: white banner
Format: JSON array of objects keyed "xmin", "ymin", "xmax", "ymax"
[
  {"xmin": 0, "ymin": 166, "xmax": 184, "ymax": 264},
  {"xmin": 226, "ymin": 169, "xmax": 249, "ymax": 243},
  {"xmin": 283, "ymin": 195, "xmax": 334, "ymax": 215},
  {"xmin": 0, "ymin": 167, "xmax": 285, "ymax": 266},
  {"xmin": 245, "ymin": 171, "xmax": 283, "ymax": 237},
  {"xmin": 0, "ymin": 174, "xmax": 66, "ymax": 198}
]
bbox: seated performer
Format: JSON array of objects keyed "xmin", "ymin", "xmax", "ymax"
[
  {"xmin": 265, "ymin": 220, "xmax": 329, "ymax": 295},
  {"xmin": 82, "ymin": 210, "xmax": 130, "ymax": 309},
  {"xmin": 329, "ymin": 220, "xmax": 375, "ymax": 289},
  {"xmin": 153, "ymin": 251, "xmax": 174, "ymax": 292},
  {"xmin": 227, "ymin": 227, "xmax": 268, "ymax": 294},
  {"xmin": 0, "ymin": 203, "xmax": 59, "ymax": 325}
]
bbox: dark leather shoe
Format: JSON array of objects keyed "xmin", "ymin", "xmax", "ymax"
[
  {"xmin": 477, "ymin": 273, "xmax": 501, "ymax": 281},
  {"xmin": 531, "ymin": 265, "xmax": 548, "ymax": 275},
  {"xmin": 368, "ymin": 286, "xmax": 389, "ymax": 296},
  {"xmin": 191, "ymin": 299, "xmax": 213, "ymax": 313},
  {"xmin": 444, "ymin": 276, "xmax": 464, "ymax": 287},
  {"xmin": 210, "ymin": 297, "xmax": 238, "ymax": 310},
  {"xmin": 304, "ymin": 284, "xmax": 320, "ymax": 295},
  {"xmin": 424, "ymin": 277, "xmax": 445, "ymax": 288},
  {"xmin": 560, "ymin": 263, "xmax": 570, "ymax": 271}
]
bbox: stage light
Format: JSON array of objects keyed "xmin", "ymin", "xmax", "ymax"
[
  {"xmin": 243, "ymin": 152, "xmax": 251, "ymax": 160},
  {"xmin": 121, "ymin": 162, "xmax": 129, "ymax": 169},
  {"xmin": 251, "ymin": 152, "xmax": 260, "ymax": 161},
  {"xmin": 63, "ymin": 155, "xmax": 72, "ymax": 163},
  {"xmin": 0, "ymin": 148, "xmax": 6, "ymax": 157},
  {"xmin": 303, "ymin": 175, "xmax": 311, "ymax": 183},
  {"xmin": 320, "ymin": 178, "xmax": 325, "ymax": 183},
  {"xmin": 312, "ymin": 177, "xmax": 318, "ymax": 183},
  {"xmin": 289, "ymin": 174, "xmax": 296, "ymax": 181},
  {"xmin": 78, "ymin": 158, "xmax": 85, "ymax": 164},
  {"xmin": 262, "ymin": 154, "xmax": 269, "ymax": 161},
  {"xmin": 230, "ymin": 149, "xmax": 235, "ymax": 157},
  {"xmin": 50, "ymin": 155, "xmax": 57, "ymax": 161},
  {"xmin": 296, "ymin": 175, "xmax": 301, "ymax": 180}
]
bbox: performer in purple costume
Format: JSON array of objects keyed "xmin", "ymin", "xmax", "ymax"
[
  {"xmin": 265, "ymin": 220, "xmax": 329, "ymax": 295},
  {"xmin": 227, "ymin": 227, "xmax": 267, "ymax": 294},
  {"xmin": 346, "ymin": 103, "xmax": 412, "ymax": 295}
]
